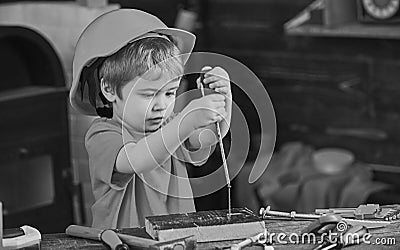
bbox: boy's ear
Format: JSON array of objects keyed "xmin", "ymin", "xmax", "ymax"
[{"xmin": 100, "ymin": 78, "xmax": 116, "ymax": 102}]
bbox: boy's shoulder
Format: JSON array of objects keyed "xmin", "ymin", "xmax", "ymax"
[{"xmin": 86, "ymin": 117, "xmax": 122, "ymax": 140}]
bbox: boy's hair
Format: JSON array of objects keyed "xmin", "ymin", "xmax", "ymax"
[{"xmin": 93, "ymin": 36, "xmax": 183, "ymax": 117}]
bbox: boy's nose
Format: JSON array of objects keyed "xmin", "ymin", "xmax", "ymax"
[{"xmin": 152, "ymin": 96, "xmax": 168, "ymax": 111}]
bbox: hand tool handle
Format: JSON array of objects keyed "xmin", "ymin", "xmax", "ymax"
[
  {"xmin": 101, "ymin": 229, "xmax": 129, "ymax": 250},
  {"xmin": 66, "ymin": 225, "xmax": 102, "ymax": 241},
  {"xmin": 66, "ymin": 225, "xmax": 159, "ymax": 248},
  {"xmin": 66, "ymin": 225, "xmax": 129, "ymax": 250}
]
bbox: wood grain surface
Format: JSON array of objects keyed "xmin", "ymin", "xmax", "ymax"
[
  {"xmin": 41, "ymin": 219, "xmax": 400, "ymax": 249},
  {"xmin": 145, "ymin": 208, "xmax": 266, "ymax": 242},
  {"xmin": 146, "ymin": 208, "xmax": 261, "ymax": 230}
]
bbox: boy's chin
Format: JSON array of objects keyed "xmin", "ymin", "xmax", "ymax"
[{"xmin": 145, "ymin": 125, "xmax": 162, "ymax": 133}]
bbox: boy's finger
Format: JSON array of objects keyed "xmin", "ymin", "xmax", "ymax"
[
  {"xmin": 213, "ymin": 101, "xmax": 226, "ymax": 109},
  {"xmin": 204, "ymin": 70, "xmax": 229, "ymax": 77},
  {"xmin": 209, "ymin": 81, "xmax": 228, "ymax": 88},
  {"xmin": 216, "ymin": 107, "xmax": 226, "ymax": 115},
  {"xmin": 214, "ymin": 87, "xmax": 230, "ymax": 94},
  {"xmin": 218, "ymin": 112, "xmax": 227, "ymax": 121},
  {"xmin": 203, "ymin": 76, "xmax": 223, "ymax": 84},
  {"xmin": 215, "ymin": 116, "xmax": 223, "ymax": 123},
  {"xmin": 215, "ymin": 112, "xmax": 227, "ymax": 122},
  {"xmin": 212, "ymin": 112, "xmax": 222, "ymax": 122},
  {"xmin": 208, "ymin": 66, "xmax": 230, "ymax": 79},
  {"xmin": 201, "ymin": 65, "xmax": 212, "ymax": 72}
]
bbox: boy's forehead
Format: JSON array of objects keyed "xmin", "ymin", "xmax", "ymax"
[{"xmin": 134, "ymin": 74, "xmax": 180, "ymax": 91}]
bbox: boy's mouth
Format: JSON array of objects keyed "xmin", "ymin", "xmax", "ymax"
[{"xmin": 147, "ymin": 117, "xmax": 163, "ymax": 123}]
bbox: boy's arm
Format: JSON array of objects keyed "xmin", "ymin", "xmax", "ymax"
[
  {"xmin": 115, "ymin": 94, "xmax": 226, "ymax": 174},
  {"xmin": 187, "ymin": 97, "xmax": 231, "ymax": 149},
  {"xmin": 116, "ymin": 112, "xmax": 191, "ymax": 174}
]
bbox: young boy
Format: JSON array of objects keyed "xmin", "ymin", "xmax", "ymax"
[{"xmin": 69, "ymin": 9, "xmax": 232, "ymax": 229}]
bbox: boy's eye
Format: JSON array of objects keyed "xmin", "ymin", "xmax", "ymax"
[
  {"xmin": 142, "ymin": 93, "xmax": 155, "ymax": 98},
  {"xmin": 166, "ymin": 91, "xmax": 176, "ymax": 97}
]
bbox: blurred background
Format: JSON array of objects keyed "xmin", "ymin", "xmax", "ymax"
[{"xmin": 1, "ymin": 0, "xmax": 400, "ymax": 233}]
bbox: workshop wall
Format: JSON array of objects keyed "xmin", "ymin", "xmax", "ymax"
[{"xmin": 197, "ymin": 0, "xmax": 400, "ymax": 208}]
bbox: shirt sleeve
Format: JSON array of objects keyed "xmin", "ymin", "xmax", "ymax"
[
  {"xmin": 162, "ymin": 112, "xmax": 213, "ymax": 166},
  {"xmin": 85, "ymin": 119, "xmax": 133, "ymax": 191},
  {"xmin": 177, "ymin": 140, "xmax": 215, "ymax": 166}
]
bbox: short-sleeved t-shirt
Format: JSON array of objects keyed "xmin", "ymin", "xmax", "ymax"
[{"xmin": 85, "ymin": 116, "xmax": 208, "ymax": 229}]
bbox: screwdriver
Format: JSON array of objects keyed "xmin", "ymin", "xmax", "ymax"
[{"xmin": 199, "ymin": 67, "xmax": 232, "ymax": 219}]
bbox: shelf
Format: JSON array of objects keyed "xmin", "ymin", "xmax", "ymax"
[
  {"xmin": 0, "ymin": 86, "xmax": 67, "ymax": 102},
  {"xmin": 286, "ymin": 22, "xmax": 400, "ymax": 40}
]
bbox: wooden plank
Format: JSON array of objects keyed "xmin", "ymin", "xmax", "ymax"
[{"xmin": 145, "ymin": 208, "xmax": 266, "ymax": 242}]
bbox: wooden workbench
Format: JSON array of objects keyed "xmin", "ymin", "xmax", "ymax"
[{"xmin": 41, "ymin": 219, "xmax": 400, "ymax": 249}]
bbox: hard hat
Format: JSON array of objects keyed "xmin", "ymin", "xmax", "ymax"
[{"xmin": 70, "ymin": 8, "xmax": 196, "ymax": 116}]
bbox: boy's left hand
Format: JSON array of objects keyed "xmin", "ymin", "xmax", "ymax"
[{"xmin": 197, "ymin": 66, "xmax": 231, "ymax": 97}]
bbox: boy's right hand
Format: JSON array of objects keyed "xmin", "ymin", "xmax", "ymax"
[{"xmin": 181, "ymin": 94, "xmax": 227, "ymax": 131}]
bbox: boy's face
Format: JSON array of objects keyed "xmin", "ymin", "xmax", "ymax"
[{"xmin": 114, "ymin": 72, "xmax": 180, "ymax": 134}]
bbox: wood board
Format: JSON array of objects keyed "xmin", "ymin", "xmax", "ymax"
[{"xmin": 145, "ymin": 208, "xmax": 266, "ymax": 243}]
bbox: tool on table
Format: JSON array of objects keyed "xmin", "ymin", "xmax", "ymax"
[
  {"xmin": 259, "ymin": 206, "xmax": 390, "ymax": 229},
  {"xmin": 301, "ymin": 214, "xmax": 341, "ymax": 250},
  {"xmin": 301, "ymin": 214, "xmax": 342, "ymax": 235},
  {"xmin": 230, "ymin": 232, "xmax": 274, "ymax": 250},
  {"xmin": 315, "ymin": 204, "xmax": 400, "ymax": 221},
  {"xmin": 66, "ymin": 225, "xmax": 128, "ymax": 250},
  {"xmin": 297, "ymin": 214, "xmax": 369, "ymax": 250},
  {"xmin": 1, "ymin": 226, "xmax": 41, "ymax": 250},
  {"xmin": 2, "ymin": 228, "xmax": 25, "ymax": 239},
  {"xmin": 1, "ymin": 202, "xmax": 42, "ymax": 249},
  {"xmin": 340, "ymin": 218, "xmax": 390, "ymax": 229},
  {"xmin": 102, "ymin": 229, "xmax": 129, "ymax": 250},
  {"xmin": 259, "ymin": 206, "xmax": 320, "ymax": 220},
  {"xmin": 312, "ymin": 225, "xmax": 368, "ymax": 250},
  {"xmin": 199, "ymin": 67, "xmax": 232, "ymax": 219},
  {"xmin": 66, "ymin": 225, "xmax": 196, "ymax": 250}
]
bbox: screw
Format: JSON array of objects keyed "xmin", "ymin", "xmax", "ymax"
[{"xmin": 259, "ymin": 206, "xmax": 320, "ymax": 220}]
